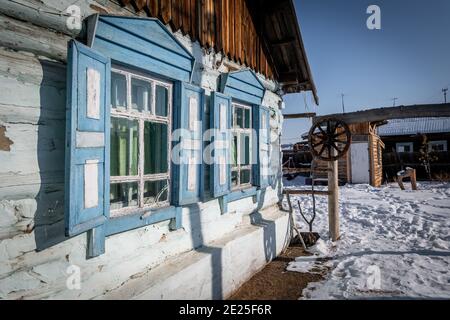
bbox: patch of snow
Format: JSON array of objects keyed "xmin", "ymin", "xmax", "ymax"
[
  {"xmin": 284, "ymin": 178, "xmax": 450, "ymax": 299},
  {"xmin": 307, "ymin": 239, "xmax": 332, "ymax": 257},
  {"xmin": 287, "ymin": 257, "xmax": 320, "ymax": 274}
]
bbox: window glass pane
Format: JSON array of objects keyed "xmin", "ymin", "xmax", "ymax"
[
  {"xmin": 110, "ymin": 182, "xmax": 138, "ymax": 211},
  {"xmin": 155, "ymin": 85, "xmax": 168, "ymax": 117},
  {"xmin": 131, "ymin": 78, "xmax": 152, "ymax": 112},
  {"xmin": 144, "ymin": 122, "xmax": 168, "ymax": 175},
  {"xmin": 232, "ymin": 134, "xmax": 238, "ymax": 166},
  {"xmin": 110, "ymin": 118, "xmax": 139, "ymax": 177},
  {"xmin": 240, "ymin": 133, "xmax": 251, "ymax": 166},
  {"xmin": 111, "ymin": 72, "xmax": 127, "ymax": 108},
  {"xmin": 235, "ymin": 107, "xmax": 244, "ymax": 128},
  {"xmin": 244, "ymin": 108, "xmax": 251, "ymax": 128},
  {"xmin": 240, "ymin": 169, "xmax": 251, "ymax": 185},
  {"xmin": 143, "ymin": 180, "xmax": 169, "ymax": 206},
  {"xmin": 231, "ymin": 170, "xmax": 238, "ymax": 187}
]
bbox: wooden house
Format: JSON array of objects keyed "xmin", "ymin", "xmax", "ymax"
[
  {"xmin": 378, "ymin": 117, "xmax": 450, "ymax": 179},
  {"xmin": 0, "ymin": 0, "xmax": 316, "ymax": 299}
]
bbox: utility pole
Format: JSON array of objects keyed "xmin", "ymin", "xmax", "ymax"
[
  {"xmin": 443, "ymin": 88, "xmax": 448, "ymax": 103},
  {"xmin": 341, "ymin": 93, "xmax": 345, "ymax": 113},
  {"xmin": 392, "ymin": 97, "xmax": 398, "ymax": 107}
]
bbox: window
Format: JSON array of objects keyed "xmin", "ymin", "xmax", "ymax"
[
  {"xmin": 396, "ymin": 142, "xmax": 413, "ymax": 153},
  {"xmin": 231, "ymin": 103, "xmax": 252, "ymax": 189},
  {"xmin": 110, "ymin": 68, "xmax": 172, "ymax": 216},
  {"xmin": 429, "ymin": 140, "xmax": 447, "ymax": 152}
]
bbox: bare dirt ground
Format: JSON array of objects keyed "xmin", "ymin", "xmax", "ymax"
[{"xmin": 229, "ymin": 244, "xmax": 327, "ymax": 300}]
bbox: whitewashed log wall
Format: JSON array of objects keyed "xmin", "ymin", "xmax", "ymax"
[{"xmin": 0, "ymin": 0, "xmax": 284, "ymax": 299}]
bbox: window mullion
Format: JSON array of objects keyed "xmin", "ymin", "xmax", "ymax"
[
  {"xmin": 126, "ymin": 74, "xmax": 131, "ymax": 111},
  {"xmin": 139, "ymin": 118, "xmax": 145, "ymax": 208},
  {"xmin": 151, "ymin": 82, "xmax": 156, "ymax": 115},
  {"xmin": 237, "ymin": 132, "xmax": 241, "ymax": 186}
]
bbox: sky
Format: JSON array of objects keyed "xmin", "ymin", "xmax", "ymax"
[{"xmin": 282, "ymin": 0, "xmax": 450, "ymax": 145}]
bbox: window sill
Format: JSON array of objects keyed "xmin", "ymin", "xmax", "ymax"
[
  {"xmin": 105, "ymin": 205, "xmax": 179, "ymax": 236},
  {"xmin": 226, "ymin": 186, "xmax": 258, "ymax": 203}
]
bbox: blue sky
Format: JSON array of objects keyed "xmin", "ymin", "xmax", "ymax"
[{"xmin": 282, "ymin": 0, "xmax": 450, "ymax": 144}]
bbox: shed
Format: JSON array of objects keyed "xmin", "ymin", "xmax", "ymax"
[{"xmin": 313, "ymin": 121, "xmax": 385, "ymax": 187}]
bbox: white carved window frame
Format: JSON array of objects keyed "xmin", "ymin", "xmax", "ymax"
[
  {"xmin": 231, "ymin": 102, "xmax": 253, "ymax": 190},
  {"xmin": 110, "ymin": 66, "xmax": 172, "ymax": 217}
]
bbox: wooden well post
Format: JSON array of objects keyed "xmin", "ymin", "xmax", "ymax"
[{"xmin": 327, "ymin": 153, "xmax": 340, "ymax": 241}]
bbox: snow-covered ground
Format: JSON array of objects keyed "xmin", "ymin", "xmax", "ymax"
[{"xmin": 283, "ymin": 179, "xmax": 450, "ymax": 299}]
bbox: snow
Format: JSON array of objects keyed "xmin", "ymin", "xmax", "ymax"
[
  {"xmin": 283, "ymin": 180, "xmax": 450, "ymax": 299},
  {"xmin": 286, "ymin": 256, "xmax": 321, "ymax": 274}
]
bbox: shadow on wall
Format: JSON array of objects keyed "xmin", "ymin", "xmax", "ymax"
[
  {"xmin": 34, "ymin": 59, "xmax": 68, "ymax": 251},
  {"xmin": 186, "ymin": 35, "xmax": 225, "ymax": 299},
  {"xmin": 251, "ymin": 189, "xmax": 277, "ymax": 263},
  {"xmin": 188, "ymin": 203, "xmax": 223, "ymax": 300}
]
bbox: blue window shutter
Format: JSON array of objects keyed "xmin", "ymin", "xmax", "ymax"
[
  {"xmin": 252, "ymin": 105, "xmax": 270, "ymax": 188},
  {"xmin": 210, "ymin": 92, "xmax": 232, "ymax": 198},
  {"xmin": 65, "ymin": 40, "xmax": 111, "ymax": 237},
  {"xmin": 172, "ymin": 82, "xmax": 204, "ymax": 206}
]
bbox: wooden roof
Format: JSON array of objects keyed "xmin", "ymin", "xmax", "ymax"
[
  {"xmin": 313, "ymin": 104, "xmax": 450, "ymax": 125},
  {"xmin": 246, "ymin": 0, "xmax": 318, "ymax": 104},
  {"xmin": 118, "ymin": 0, "xmax": 317, "ymax": 102}
]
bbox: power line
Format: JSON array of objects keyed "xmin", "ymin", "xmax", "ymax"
[
  {"xmin": 391, "ymin": 97, "xmax": 399, "ymax": 107},
  {"xmin": 443, "ymin": 88, "xmax": 448, "ymax": 103},
  {"xmin": 341, "ymin": 93, "xmax": 346, "ymax": 114}
]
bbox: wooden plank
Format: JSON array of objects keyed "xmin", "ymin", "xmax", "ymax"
[
  {"xmin": 94, "ymin": 22, "xmax": 192, "ymax": 69},
  {"xmin": 328, "ymin": 153, "xmax": 340, "ymax": 241},
  {"xmin": 171, "ymin": 0, "xmax": 181, "ymax": 30},
  {"xmin": 181, "ymin": 0, "xmax": 189, "ymax": 34},
  {"xmin": 225, "ymin": 77, "xmax": 264, "ymax": 97},
  {"xmin": 214, "ymin": 0, "xmax": 222, "ymax": 52},
  {"xmin": 283, "ymin": 112, "xmax": 316, "ymax": 119},
  {"xmin": 160, "ymin": 0, "xmax": 171, "ymax": 24},
  {"xmin": 241, "ymin": 8, "xmax": 247, "ymax": 65},
  {"xmin": 148, "ymin": 0, "xmax": 159, "ymax": 16},
  {"xmin": 105, "ymin": 205, "xmax": 177, "ymax": 236},
  {"xmin": 204, "ymin": 0, "xmax": 209, "ymax": 46},
  {"xmin": 235, "ymin": 0, "xmax": 242, "ymax": 64},
  {"xmin": 199, "ymin": 0, "xmax": 206, "ymax": 46},
  {"xmin": 229, "ymin": 0, "xmax": 235, "ymax": 60},
  {"xmin": 315, "ymin": 104, "xmax": 450, "ymax": 125},
  {"xmin": 190, "ymin": 0, "xmax": 198, "ymax": 41},
  {"xmin": 207, "ymin": 0, "xmax": 214, "ymax": 47},
  {"xmin": 221, "ymin": 0, "xmax": 228, "ymax": 54}
]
